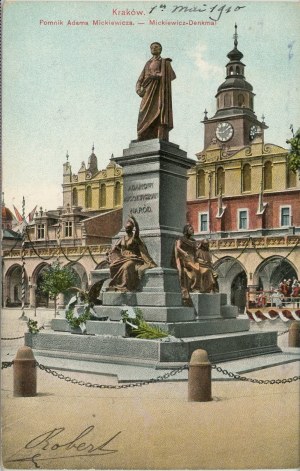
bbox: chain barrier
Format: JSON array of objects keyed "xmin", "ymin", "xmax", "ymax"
[
  {"xmin": 212, "ymin": 237, "xmax": 250, "ymax": 262},
  {"xmin": 1, "ymin": 361, "xmax": 14, "ymax": 369},
  {"xmin": 211, "ymin": 364, "xmax": 300, "ymax": 384},
  {"xmin": 2, "ymin": 360, "xmax": 299, "ymax": 385},
  {"xmin": 1, "ymin": 335, "xmax": 24, "ymax": 340},
  {"xmin": 36, "ymin": 362, "xmax": 188, "ymax": 388}
]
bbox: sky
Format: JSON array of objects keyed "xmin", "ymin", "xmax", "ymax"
[{"xmin": 2, "ymin": 0, "xmax": 300, "ymax": 214}]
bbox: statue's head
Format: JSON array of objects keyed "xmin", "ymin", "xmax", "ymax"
[
  {"xmin": 183, "ymin": 224, "xmax": 194, "ymax": 237},
  {"xmin": 200, "ymin": 239, "xmax": 209, "ymax": 250},
  {"xmin": 125, "ymin": 219, "xmax": 134, "ymax": 234},
  {"xmin": 150, "ymin": 42, "xmax": 162, "ymax": 56}
]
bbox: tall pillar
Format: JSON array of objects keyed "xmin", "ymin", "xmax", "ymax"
[{"xmin": 115, "ymin": 139, "xmax": 195, "ymax": 268}]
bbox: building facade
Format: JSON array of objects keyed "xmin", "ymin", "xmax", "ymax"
[
  {"xmin": 187, "ymin": 26, "xmax": 300, "ymax": 311},
  {"xmin": 2, "ymin": 148, "xmax": 123, "ymax": 307}
]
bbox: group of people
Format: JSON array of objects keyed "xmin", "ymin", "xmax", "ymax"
[
  {"xmin": 107, "ymin": 216, "xmax": 217, "ymax": 302},
  {"xmin": 269, "ymin": 278, "xmax": 300, "ymax": 308}
]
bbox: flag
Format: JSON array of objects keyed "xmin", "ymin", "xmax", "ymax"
[
  {"xmin": 13, "ymin": 205, "xmax": 23, "ymax": 222},
  {"xmin": 27, "ymin": 205, "xmax": 37, "ymax": 222}
]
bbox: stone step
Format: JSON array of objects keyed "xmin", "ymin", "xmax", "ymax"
[{"xmin": 25, "ymin": 330, "xmax": 281, "ymax": 365}]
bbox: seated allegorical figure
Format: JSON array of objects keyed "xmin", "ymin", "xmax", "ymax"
[
  {"xmin": 175, "ymin": 224, "xmax": 218, "ymax": 303},
  {"xmin": 107, "ymin": 214, "xmax": 157, "ymax": 292}
]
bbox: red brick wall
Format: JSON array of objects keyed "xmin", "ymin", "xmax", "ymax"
[{"xmin": 187, "ymin": 190, "xmax": 300, "ymax": 233}]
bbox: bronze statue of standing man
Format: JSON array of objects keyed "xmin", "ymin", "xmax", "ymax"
[{"xmin": 136, "ymin": 42, "xmax": 176, "ymax": 141}]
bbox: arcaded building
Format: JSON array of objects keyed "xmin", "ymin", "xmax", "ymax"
[{"xmin": 187, "ymin": 28, "xmax": 300, "ymax": 311}]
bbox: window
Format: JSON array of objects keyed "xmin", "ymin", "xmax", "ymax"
[
  {"xmin": 99, "ymin": 184, "xmax": 106, "ymax": 207},
  {"xmin": 263, "ymin": 161, "xmax": 272, "ymax": 190},
  {"xmin": 86, "ymin": 186, "xmax": 92, "ymax": 208},
  {"xmin": 287, "ymin": 166, "xmax": 296, "ymax": 188},
  {"xmin": 216, "ymin": 167, "xmax": 225, "ymax": 195},
  {"xmin": 238, "ymin": 210, "xmax": 248, "ymax": 230},
  {"xmin": 72, "ymin": 188, "xmax": 78, "ymax": 206},
  {"xmin": 196, "ymin": 169, "xmax": 205, "ymax": 197},
  {"xmin": 37, "ymin": 224, "xmax": 45, "ymax": 239},
  {"xmin": 242, "ymin": 164, "xmax": 251, "ymax": 192},
  {"xmin": 199, "ymin": 212, "xmax": 209, "ymax": 233},
  {"xmin": 238, "ymin": 94, "xmax": 244, "ymax": 106},
  {"xmin": 114, "ymin": 181, "xmax": 121, "ymax": 206},
  {"xmin": 224, "ymin": 94, "xmax": 231, "ymax": 107},
  {"xmin": 280, "ymin": 207, "xmax": 291, "ymax": 227},
  {"xmin": 65, "ymin": 221, "xmax": 72, "ymax": 237}
]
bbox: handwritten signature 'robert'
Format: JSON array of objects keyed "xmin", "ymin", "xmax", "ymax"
[{"xmin": 7, "ymin": 425, "xmax": 122, "ymax": 469}]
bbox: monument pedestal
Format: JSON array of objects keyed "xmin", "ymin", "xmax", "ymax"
[{"xmin": 25, "ymin": 140, "xmax": 281, "ymax": 365}]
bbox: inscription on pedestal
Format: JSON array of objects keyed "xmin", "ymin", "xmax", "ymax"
[{"xmin": 124, "ymin": 179, "xmax": 159, "ymax": 221}]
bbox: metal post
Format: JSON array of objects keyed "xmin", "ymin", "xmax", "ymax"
[
  {"xmin": 13, "ymin": 346, "xmax": 37, "ymax": 397},
  {"xmin": 188, "ymin": 349, "xmax": 212, "ymax": 402},
  {"xmin": 19, "ymin": 197, "xmax": 28, "ymax": 321}
]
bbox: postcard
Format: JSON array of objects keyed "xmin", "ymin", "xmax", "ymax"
[{"xmin": 2, "ymin": 0, "xmax": 300, "ymax": 470}]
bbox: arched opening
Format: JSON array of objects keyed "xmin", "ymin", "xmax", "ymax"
[
  {"xmin": 72, "ymin": 187, "xmax": 78, "ymax": 206},
  {"xmin": 231, "ymin": 271, "xmax": 247, "ymax": 313},
  {"xmin": 196, "ymin": 169, "xmax": 205, "ymax": 197},
  {"xmin": 216, "ymin": 167, "xmax": 225, "ymax": 195},
  {"xmin": 287, "ymin": 166, "xmax": 296, "ymax": 188},
  {"xmin": 224, "ymin": 93, "xmax": 231, "ymax": 107},
  {"xmin": 263, "ymin": 161, "xmax": 272, "ymax": 190},
  {"xmin": 238, "ymin": 93, "xmax": 244, "ymax": 106},
  {"xmin": 255, "ymin": 256, "xmax": 298, "ymax": 291},
  {"xmin": 114, "ymin": 181, "xmax": 121, "ymax": 206},
  {"xmin": 99, "ymin": 184, "xmax": 106, "ymax": 208},
  {"xmin": 64, "ymin": 262, "xmax": 88, "ymax": 305},
  {"xmin": 86, "ymin": 186, "xmax": 92, "ymax": 208},
  {"xmin": 34, "ymin": 264, "xmax": 51, "ymax": 307},
  {"xmin": 242, "ymin": 163, "xmax": 251, "ymax": 192},
  {"xmin": 5, "ymin": 265, "xmax": 28, "ymax": 307}
]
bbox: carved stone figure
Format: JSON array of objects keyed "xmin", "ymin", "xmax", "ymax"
[
  {"xmin": 175, "ymin": 225, "xmax": 218, "ymax": 302},
  {"xmin": 108, "ymin": 215, "xmax": 157, "ymax": 292},
  {"xmin": 136, "ymin": 42, "xmax": 176, "ymax": 141}
]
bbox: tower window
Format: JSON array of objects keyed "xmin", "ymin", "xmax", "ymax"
[
  {"xmin": 263, "ymin": 161, "xmax": 272, "ymax": 190},
  {"xmin": 242, "ymin": 164, "xmax": 251, "ymax": 192},
  {"xmin": 196, "ymin": 169, "xmax": 205, "ymax": 197},
  {"xmin": 238, "ymin": 94, "xmax": 244, "ymax": 106},
  {"xmin": 224, "ymin": 94, "xmax": 231, "ymax": 107},
  {"xmin": 236, "ymin": 66, "xmax": 240, "ymax": 75}
]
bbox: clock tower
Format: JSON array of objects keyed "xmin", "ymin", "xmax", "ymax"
[{"xmin": 202, "ymin": 24, "xmax": 267, "ymax": 150}]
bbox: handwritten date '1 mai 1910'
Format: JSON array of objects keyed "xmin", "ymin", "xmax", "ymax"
[
  {"xmin": 111, "ymin": 4, "xmax": 246, "ymax": 22},
  {"xmin": 7, "ymin": 425, "xmax": 122, "ymax": 469}
]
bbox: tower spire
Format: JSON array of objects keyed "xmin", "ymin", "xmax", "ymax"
[{"xmin": 234, "ymin": 23, "xmax": 238, "ymax": 48}]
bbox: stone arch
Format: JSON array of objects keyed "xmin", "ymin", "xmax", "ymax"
[
  {"xmin": 99, "ymin": 183, "xmax": 106, "ymax": 207},
  {"xmin": 32, "ymin": 262, "xmax": 51, "ymax": 307},
  {"xmin": 5, "ymin": 264, "xmax": 29, "ymax": 306},
  {"xmin": 213, "ymin": 257, "xmax": 247, "ymax": 310},
  {"xmin": 254, "ymin": 256, "xmax": 298, "ymax": 291},
  {"xmin": 64, "ymin": 262, "xmax": 88, "ymax": 305}
]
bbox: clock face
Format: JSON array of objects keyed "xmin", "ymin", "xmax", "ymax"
[
  {"xmin": 216, "ymin": 122, "xmax": 234, "ymax": 142},
  {"xmin": 249, "ymin": 125, "xmax": 257, "ymax": 140}
]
